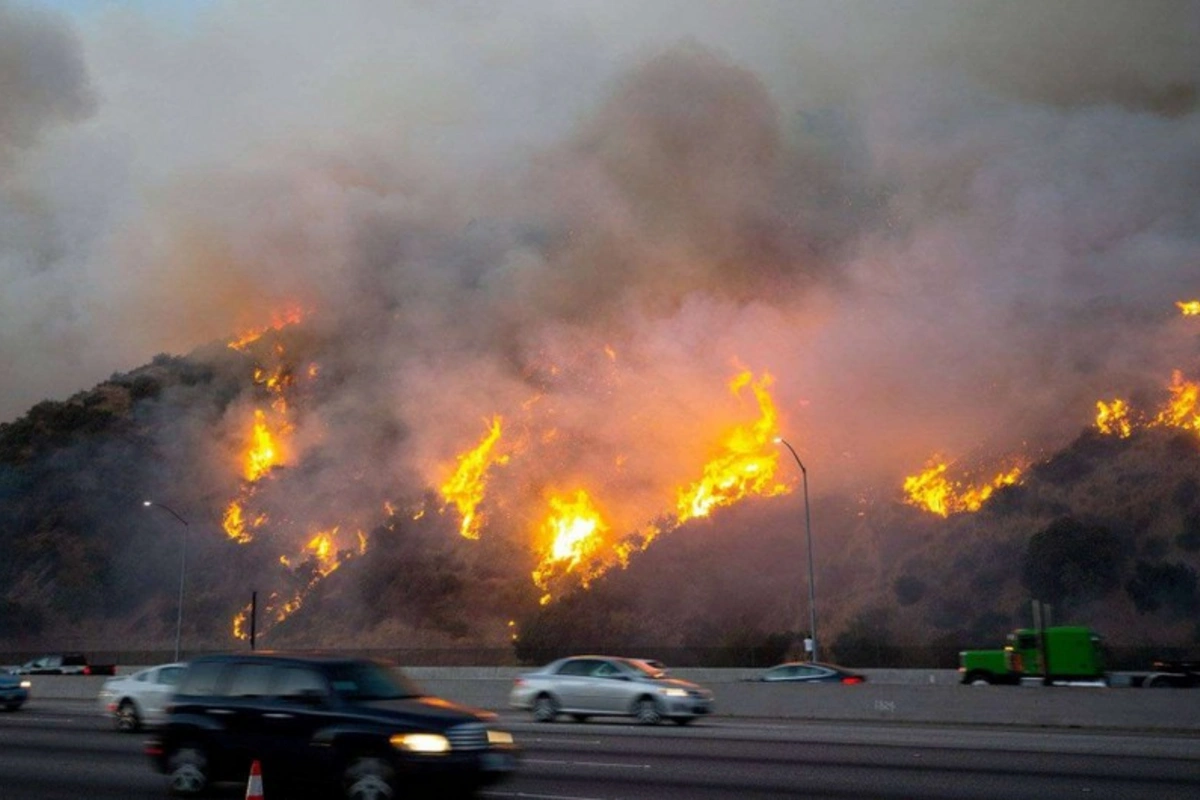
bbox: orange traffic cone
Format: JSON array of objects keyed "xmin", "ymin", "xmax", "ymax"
[{"xmin": 245, "ymin": 759, "xmax": 264, "ymax": 800}]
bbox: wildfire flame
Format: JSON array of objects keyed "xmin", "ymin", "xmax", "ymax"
[
  {"xmin": 227, "ymin": 305, "xmax": 307, "ymax": 351},
  {"xmin": 1177, "ymin": 300, "xmax": 1200, "ymax": 316},
  {"xmin": 1096, "ymin": 399, "xmax": 1133, "ymax": 438},
  {"xmin": 1153, "ymin": 370, "xmax": 1200, "ymax": 431},
  {"xmin": 676, "ymin": 371, "xmax": 787, "ymax": 522},
  {"xmin": 1095, "ymin": 370, "xmax": 1200, "ymax": 438},
  {"xmin": 903, "ymin": 458, "xmax": 1023, "ymax": 517},
  {"xmin": 532, "ymin": 489, "xmax": 610, "ymax": 605},
  {"xmin": 233, "ymin": 526, "xmax": 368, "ymax": 639},
  {"xmin": 440, "ymin": 416, "xmax": 509, "ymax": 539},
  {"xmin": 521, "ymin": 369, "xmax": 786, "ymax": 604},
  {"xmin": 244, "ymin": 409, "xmax": 289, "ymax": 481}
]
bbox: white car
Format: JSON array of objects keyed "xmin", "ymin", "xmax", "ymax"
[
  {"xmin": 510, "ymin": 655, "xmax": 714, "ymax": 725},
  {"xmin": 97, "ymin": 662, "xmax": 187, "ymax": 732}
]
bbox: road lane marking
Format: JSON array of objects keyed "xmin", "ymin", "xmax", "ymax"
[{"xmin": 524, "ymin": 758, "xmax": 651, "ymax": 769}]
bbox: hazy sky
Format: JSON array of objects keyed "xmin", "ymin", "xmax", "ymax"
[{"xmin": 3, "ymin": 0, "xmax": 1199, "ymax": 496}]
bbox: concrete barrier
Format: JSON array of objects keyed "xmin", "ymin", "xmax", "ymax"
[{"xmin": 23, "ymin": 668, "xmax": 1199, "ymax": 732}]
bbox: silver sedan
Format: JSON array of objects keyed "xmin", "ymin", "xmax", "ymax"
[{"xmin": 509, "ymin": 655, "xmax": 713, "ymax": 725}]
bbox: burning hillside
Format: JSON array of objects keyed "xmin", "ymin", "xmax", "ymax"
[{"xmin": 1, "ymin": 3, "xmax": 1198, "ymax": 657}]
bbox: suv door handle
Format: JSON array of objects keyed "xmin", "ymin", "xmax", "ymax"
[
  {"xmin": 206, "ymin": 708, "xmax": 235, "ymax": 715},
  {"xmin": 264, "ymin": 712, "xmax": 294, "ymax": 719}
]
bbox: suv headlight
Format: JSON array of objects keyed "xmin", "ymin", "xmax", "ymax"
[
  {"xmin": 390, "ymin": 733, "xmax": 451, "ymax": 753},
  {"xmin": 487, "ymin": 730, "xmax": 514, "ymax": 746},
  {"xmin": 660, "ymin": 688, "xmax": 688, "ymax": 697}
]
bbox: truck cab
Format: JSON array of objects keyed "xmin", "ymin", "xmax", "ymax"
[{"xmin": 960, "ymin": 626, "xmax": 1105, "ymax": 685}]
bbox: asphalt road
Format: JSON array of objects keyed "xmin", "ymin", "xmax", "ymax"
[{"xmin": 1, "ymin": 700, "xmax": 1196, "ymax": 799}]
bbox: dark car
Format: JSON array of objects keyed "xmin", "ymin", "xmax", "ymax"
[
  {"xmin": 145, "ymin": 653, "xmax": 518, "ymax": 798},
  {"xmin": 1, "ymin": 673, "xmax": 31, "ymax": 710},
  {"xmin": 752, "ymin": 662, "xmax": 867, "ymax": 684}
]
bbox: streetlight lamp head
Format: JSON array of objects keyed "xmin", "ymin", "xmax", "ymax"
[{"xmin": 143, "ymin": 500, "xmax": 152, "ymax": 507}]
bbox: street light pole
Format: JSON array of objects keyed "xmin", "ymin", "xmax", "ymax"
[
  {"xmin": 143, "ymin": 501, "xmax": 188, "ymax": 661},
  {"xmin": 774, "ymin": 438, "xmax": 818, "ymax": 663}
]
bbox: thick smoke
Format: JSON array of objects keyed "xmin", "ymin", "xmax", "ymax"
[{"xmin": 3, "ymin": 1, "xmax": 1200, "ymax": 626}]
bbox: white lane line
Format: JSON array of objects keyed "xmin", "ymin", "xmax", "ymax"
[
  {"xmin": 484, "ymin": 792, "xmax": 606, "ymax": 800},
  {"xmin": 524, "ymin": 758, "xmax": 651, "ymax": 769}
]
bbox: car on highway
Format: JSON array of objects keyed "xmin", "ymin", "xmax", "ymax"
[
  {"xmin": 1, "ymin": 672, "xmax": 32, "ymax": 710},
  {"xmin": 97, "ymin": 662, "xmax": 187, "ymax": 732},
  {"xmin": 145, "ymin": 652, "xmax": 517, "ymax": 798},
  {"xmin": 751, "ymin": 661, "xmax": 867, "ymax": 684},
  {"xmin": 510, "ymin": 655, "xmax": 714, "ymax": 725}
]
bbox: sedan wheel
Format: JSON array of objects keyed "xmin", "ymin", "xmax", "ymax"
[
  {"xmin": 342, "ymin": 756, "xmax": 396, "ymax": 800},
  {"xmin": 116, "ymin": 700, "xmax": 141, "ymax": 732},
  {"xmin": 166, "ymin": 744, "xmax": 209, "ymax": 796},
  {"xmin": 532, "ymin": 694, "xmax": 559, "ymax": 722},
  {"xmin": 634, "ymin": 697, "xmax": 662, "ymax": 726}
]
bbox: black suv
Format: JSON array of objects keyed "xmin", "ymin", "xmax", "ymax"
[{"xmin": 146, "ymin": 653, "xmax": 517, "ymax": 798}]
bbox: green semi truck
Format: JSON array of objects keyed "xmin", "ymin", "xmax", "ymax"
[{"xmin": 958, "ymin": 625, "xmax": 1199, "ymax": 687}]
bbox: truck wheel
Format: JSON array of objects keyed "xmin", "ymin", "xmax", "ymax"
[{"xmin": 965, "ymin": 672, "xmax": 991, "ymax": 686}]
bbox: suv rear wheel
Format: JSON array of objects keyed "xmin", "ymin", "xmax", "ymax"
[
  {"xmin": 166, "ymin": 743, "xmax": 209, "ymax": 796},
  {"xmin": 342, "ymin": 755, "xmax": 396, "ymax": 800}
]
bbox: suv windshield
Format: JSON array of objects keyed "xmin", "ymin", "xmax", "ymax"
[{"xmin": 327, "ymin": 661, "xmax": 422, "ymax": 701}]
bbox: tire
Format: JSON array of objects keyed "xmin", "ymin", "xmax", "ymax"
[
  {"xmin": 633, "ymin": 697, "xmax": 662, "ymax": 726},
  {"xmin": 3, "ymin": 703, "xmax": 18, "ymax": 712},
  {"xmin": 166, "ymin": 743, "xmax": 210, "ymax": 796},
  {"xmin": 1144, "ymin": 674, "xmax": 1175, "ymax": 688},
  {"xmin": 532, "ymin": 694, "xmax": 559, "ymax": 723},
  {"xmin": 964, "ymin": 672, "xmax": 991, "ymax": 686},
  {"xmin": 342, "ymin": 755, "xmax": 396, "ymax": 800},
  {"xmin": 672, "ymin": 716, "xmax": 694, "ymax": 726},
  {"xmin": 115, "ymin": 699, "xmax": 141, "ymax": 732},
  {"xmin": 570, "ymin": 714, "xmax": 590, "ymax": 723}
]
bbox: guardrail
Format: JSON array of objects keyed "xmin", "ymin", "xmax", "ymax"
[{"xmin": 21, "ymin": 668, "xmax": 1198, "ymax": 732}]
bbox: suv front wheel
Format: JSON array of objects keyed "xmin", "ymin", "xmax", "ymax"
[
  {"xmin": 166, "ymin": 743, "xmax": 210, "ymax": 796},
  {"xmin": 342, "ymin": 755, "xmax": 396, "ymax": 800}
]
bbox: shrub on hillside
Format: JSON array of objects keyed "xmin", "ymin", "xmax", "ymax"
[{"xmin": 1021, "ymin": 517, "xmax": 1126, "ymax": 609}]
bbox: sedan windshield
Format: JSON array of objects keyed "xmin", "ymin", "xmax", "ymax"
[{"xmin": 327, "ymin": 662, "xmax": 422, "ymax": 700}]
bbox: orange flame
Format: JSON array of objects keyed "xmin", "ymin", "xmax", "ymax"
[
  {"xmin": 227, "ymin": 305, "xmax": 307, "ymax": 351},
  {"xmin": 244, "ymin": 409, "xmax": 290, "ymax": 481},
  {"xmin": 1153, "ymin": 370, "xmax": 1200, "ymax": 432},
  {"xmin": 903, "ymin": 458, "xmax": 1023, "ymax": 517},
  {"xmin": 1176, "ymin": 300, "xmax": 1200, "ymax": 316},
  {"xmin": 221, "ymin": 499, "xmax": 267, "ymax": 543},
  {"xmin": 440, "ymin": 417, "xmax": 509, "ymax": 539},
  {"xmin": 532, "ymin": 490, "xmax": 610, "ymax": 605},
  {"xmin": 676, "ymin": 371, "xmax": 786, "ymax": 522},
  {"xmin": 233, "ymin": 526, "xmax": 369, "ymax": 640},
  {"xmin": 1096, "ymin": 399, "xmax": 1133, "ymax": 438}
]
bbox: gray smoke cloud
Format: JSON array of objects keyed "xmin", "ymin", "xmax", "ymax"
[{"xmin": 3, "ymin": 0, "xmax": 1199, "ymax": 518}]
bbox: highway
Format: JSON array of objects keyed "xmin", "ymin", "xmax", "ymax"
[{"xmin": 1, "ymin": 699, "xmax": 1196, "ymax": 799}]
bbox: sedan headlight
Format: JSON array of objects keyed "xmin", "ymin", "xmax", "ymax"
[
  {"xmin": 660, "ymin": 688, "xmax": 689, "ymax": 697},
  {"xmin": 390, "ymin": 733, "xmax": 451, "ymax": 753},
  {"xmin": 19, "ymin": 680, "xmax": 31, "ymax": 689}
]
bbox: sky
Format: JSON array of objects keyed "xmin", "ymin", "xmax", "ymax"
[{"xmin": 2, "ymin": 0, "xmax": 1199, "ymax": 499}]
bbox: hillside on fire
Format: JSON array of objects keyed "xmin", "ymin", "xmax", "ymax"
[
  {"xmin": 1, "ymin": 327, "xmax": 1198, "ymax": 665},
  {"xmin": 2, "ymin": 2, "xmax": 1199, "ymax": 667}
]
